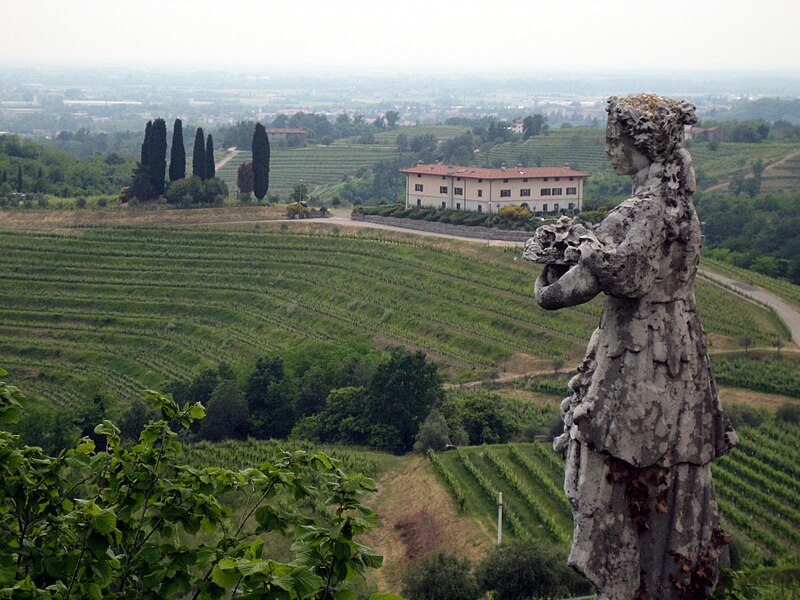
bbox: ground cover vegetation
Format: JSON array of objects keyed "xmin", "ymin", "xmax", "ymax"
[
  {"xmin": 0, "ymin": 225, "xmax": 788, "ymax": 440},
  {"xmin": 0, "ymin": 370, "xmax": 384, "ymax": 599}
]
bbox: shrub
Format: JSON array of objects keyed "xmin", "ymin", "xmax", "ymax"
[
  {"xmin": 776, "ymin": 402, "xmax": 800, "ymax": 424},
  {"xmin": 97, "ymin": 197, "xmax": 107, "ymax": 208},
  {"xmin": 76, "ymin": 196, "xmax": 87, "ymax": 209},
  {"xmin": 403, "ymin": 551, "xmax": 480, "ymax": 600},
  {"xmin": 413, "ymin": 409, "xmax": 451, "ymax": 453},
  {"xmin": 476, "ymin": 540, "xmax": 592, "ymax": 600},
  {"xmin": 726, "ymin": 404, "xmax": 767, "ymax": 428}
]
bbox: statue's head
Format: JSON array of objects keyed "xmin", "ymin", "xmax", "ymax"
[{"xmin": 606, "ymin": 94, "xmax": 698, "ymax": 198}]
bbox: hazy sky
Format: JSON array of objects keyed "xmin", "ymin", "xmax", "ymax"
[{"xmin": 1, "ymin": 0, "xmax": 799, "ymax": 73}]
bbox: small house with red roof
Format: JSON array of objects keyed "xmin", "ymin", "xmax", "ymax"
[{"xmin": 399, "ymin": 163, "xmax": 589, "ymax": 214}]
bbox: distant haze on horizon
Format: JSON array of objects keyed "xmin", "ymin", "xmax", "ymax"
[{"xmin": 1, "ymin": 0, "xmax": 799, "ymax": 74}]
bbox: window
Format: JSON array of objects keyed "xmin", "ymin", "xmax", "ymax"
[
  {"xmin": 552, "ymin": 188, "xmax": 563, "ymax": 195},
  {"xmin": 416, "ymin": 198, "xmax": 421, "ymax": 207},
  {"xmin": 456, "ymin": 202, "xmax": 461, "ymax": 210},
  {"xmin": 414, "ymin": 183, "xmax": 423, "ymax": 192},
  {"xmin": 441, "ymin": 201, "xmax": 446, "ymax": 209},
  {"xmin": 543, "ymin": 177, "xmax": 549, "ymax": 182},
  {"xmin": 478, "ymin": 178, "xmax": 483, "ymax": 182},
  {"xmin": 417, "ymin": 174, "xmax": 421, "ymax": 178},
  {"xmin": 569, "ymin": 176, "xmax": 574, "ymax": 181},
  {"xmin": 520, "ymin": 189, "xmax": 531, "ymax": 197},
  {"xmin": 442, "ymin": 176, "xmax": 446, "ymax": 180},
  {"xmin": 566, "ymin": 187, "xmax": 577, "ymax": 195},
  {"xmin": 555, "ymin": 177, "xmax": 560, "ymax": 181},
  {"xmin": 440, "ymin": 186, "xmax": 448, "ymax": 194},
  {"xmin": 477, "ymin": 205, "xmax": 483, "ymax": 213},
  {"xmin": 523, "ymin": 178, "xmax": 528, "ymax": 182},
  {"xmin": 454, "ymin": 187, "xmax": 463, "ymax": 195},
  {"xmin": 554, "ymin": 203, "xmax": 560, "ymax": 211},
  {"xmin": 541, "ymin": 189, "xmax": 551, "ymax": 196},
  {"xmin": 503, "ymin": 178, "xmax": 509, "ymax": 183},
  {"xmin": 500, "ymin": 189, "xmax": 511, "ymax": 197},
  {"xmin": 456, "ymin": 177, "xmax": 461, "ymax": 181},
  {"xmin": 543, "ymin": 203, "xmax": 549, "ymax": 212},
  {"xmin": 477, "ymin": 190, "xmax": 483, "ymax": 198},
  {"xmin": 521, "ymin": 203, "xmax": 530, "ymax": 209}
]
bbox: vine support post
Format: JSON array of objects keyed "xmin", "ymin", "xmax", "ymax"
[{"xmin": 497, "ymin": 492, "xmax": 503, "ymax": 545}]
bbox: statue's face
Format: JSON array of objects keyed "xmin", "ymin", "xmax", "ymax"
[{"xmin": 606, "ymin": 122, "xmax": 649, "ymax": 176}]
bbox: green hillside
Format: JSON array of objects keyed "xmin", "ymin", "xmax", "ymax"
[
  {"xmin": 0, "ymin": 225, "xmax": 788, "ymax": 414},
  {"xmin": 216, "ymin": 144, "xmax": 398, "ymax": 200}
]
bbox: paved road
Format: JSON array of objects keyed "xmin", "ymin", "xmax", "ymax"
[{"xmin": 699, "ymin": 268, "xmax": 800, "ymax": 346}]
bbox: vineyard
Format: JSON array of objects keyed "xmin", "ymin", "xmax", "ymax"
[
  {"xmin": 181, "ymin": 420, "xmax": 800, "ymax": 572},
  {"xmin": 428, "ymin": 420, "xmax": 800, "ymax": 568},
  {"xmin": 0, "ymin": 226, "xmax": 789, "ymax": 413},
  {"xmin": 703, "ymin": 257, "xmax": 800, "ymax": 310},
  {"xmin": 215, "ymin": 143, "xmax": 398, "ymax": 200}
]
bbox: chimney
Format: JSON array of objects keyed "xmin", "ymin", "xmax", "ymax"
[
  {"xmin": 447, "ymin": 165, "xmax": 455, "ymax": 175},
  {"xmin": 500, "ymin": 163, "xmax": 507, "ymax": 171}
]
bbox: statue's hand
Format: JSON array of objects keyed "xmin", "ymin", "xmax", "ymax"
[{"xmin": 535, "ymin": 261, "xmax": 600, "ymax": 310}]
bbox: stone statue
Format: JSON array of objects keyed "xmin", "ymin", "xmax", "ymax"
[{"xmin": 525, "ymin": 94, "xmax": 738, "ymax": 599}]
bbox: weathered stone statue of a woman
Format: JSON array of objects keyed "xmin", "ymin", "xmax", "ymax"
[{"xmin": 526, "ymin": 94, "xmax": 738, "ymax": 599}]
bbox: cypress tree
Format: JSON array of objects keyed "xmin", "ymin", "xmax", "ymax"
[
  {"xmin": 169, "ymin": 118, "xmax": 186, "ymax": 182},
  {"xmin": 16, "ymin": 166, "xmax": 23, "ymax": 193},
  {"xmin": 150, "ymin": 118, "xmax": 167, "ymax": 196},
  {"xmin": 192, "ymin": 127, "xmax": 206, "ymax": 180},
  {"xmin": 252, "ymin": 123, "xmax": 270, "ymax": 201},
  {"xmin": 140, "ymin": 121, "xmax": 153, "ymax": 168},
  {"xmin": 205, "ymin": 134, "xmax": 215, "ymax": 180}
]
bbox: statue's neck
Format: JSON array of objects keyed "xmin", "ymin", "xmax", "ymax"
[{"xmin": 632, "ymin": 166, "xmax": 653, "ymax": 196}]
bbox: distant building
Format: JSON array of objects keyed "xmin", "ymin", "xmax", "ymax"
[
  {"xmin": 686, "ymin": 126, "xmax": 723, "ymax": 143},
  {"xmin": 510, "ymin": 119, "xmax": 525, "ymax": 134},
  {"xmin": 266, "ymin": 128, "xmax": 306, "ymax": 144},
  {"xmin": 400, "ymin": 163, "xmax": 589, "ymax": 214}
]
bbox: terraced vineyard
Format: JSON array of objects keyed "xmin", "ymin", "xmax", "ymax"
[
  {"xmin": 0, "ymin": 226, "xmax": 787, "ymax": 411},
  {"xmin": 430, "ymin": 421, "xmax": 800, "ymax": 568},
  {"xmin": 216, "ymin": 144, "xmax": 399, "ymax": 200},
  {"xmin": 483, "ymin": 128, "xmax": 610, "ymax": 174}
]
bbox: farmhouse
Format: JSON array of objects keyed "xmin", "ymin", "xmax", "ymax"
[
  {"xmin": 266, "ymin": 128, "xmax": 306, "ymax": 144},
  {"xmin": 400, "ymin": 163, "xmax": 589, "ymax": 213}
]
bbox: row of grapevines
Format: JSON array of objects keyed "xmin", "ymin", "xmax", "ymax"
[{"xmin": 428, "ymin": 450, "xmax": 466, "ymax": 512}]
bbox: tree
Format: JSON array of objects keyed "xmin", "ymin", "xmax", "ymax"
[
  {"xmin": 192, "ymin": 127, "xmax": 206, "ymax": 180},
  {"xmin": 0, "ymin": 373, "xmax": 382, "ymax": 599},
  {"xmin": 169, "ymin": 118, "xmax": 186, "ymax": 181},
  {"xmin": 15, "ymin": 165, "xmax": 22, "ymax": 192},
  {"xmin": 252, "ymin": 123, "xmax": 271, "ymax": 201},
  {"xmin": 291, "ymin": 183, "xmax": 309, "ymax": 203},
  {"xmin": 403, "ymin": 551, "xmax": 480, "ymax": 600},
  {"xmin": 384, "ymin": 110, "xmax": 400, "ymax": 129},
  {"xmin": 522, "ymin": 114, "xmax": 548, "ymax": 140},
  {"xmin": 246, "ymin": 356, "xmax": 294, "ymax": 439},
  {"xmin": 237, "ymin": 161, "xmax": 254, "ymax": 196},
  {"xmin": 738, "ymin": 335, "xmax": 753, "ymax": 353},
  {"xmin": 150, "ymin": 118, "xmax": 167, "ymax": 196},
  {"xmin": 128, "ymin": 162, "xmax": 154, "ymax": 202},
  {"xmin": 140, "ymin": 120, "xmax": 153, "ymax": 167},
  {"xmin": 476, "ymin": 540, "xmax": 591, "ymax": 600},
  {"xmin": 200, "ymin": 380, "xmax": 250, "ymax": 441},
  {"xmin": 413, "ymin": 409, "xmax": 451, "ymax": 453},
  {"xmin": 366, "ymin": 349, "xmax": 444, "ymax": 453},
  {"xmin": 205, "ymin": 133, "xmax": 216, "ymax": 180}
]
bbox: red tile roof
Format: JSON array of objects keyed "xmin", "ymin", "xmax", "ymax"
[{"xmin": 399, "ymin": 164, "xmax": 589, "ymax": 179}]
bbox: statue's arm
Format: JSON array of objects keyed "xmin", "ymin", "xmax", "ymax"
[
  {"xmin": 585, "ymin": 200, "xmax": 666, "ymax": 298},
  {"xmin": 535, "ymin": 260, "xmax": 600, "ymax": 310}
]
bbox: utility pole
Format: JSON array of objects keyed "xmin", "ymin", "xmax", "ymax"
[{"xmin": 497, "ymin": 492, "xmax": 503, "ymax": 545}]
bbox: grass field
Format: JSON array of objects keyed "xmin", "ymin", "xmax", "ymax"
[{"xmin": 0, "ymin": 224, "xmax": 788, "ymax": 415}]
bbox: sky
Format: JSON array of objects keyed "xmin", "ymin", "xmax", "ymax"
[{"xmin": 1, "ymin": 0, "xmax": 799, "ymax": 74}]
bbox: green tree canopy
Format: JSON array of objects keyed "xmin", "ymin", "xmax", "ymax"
[
  {"xmin": 169, "ymin": 118, "xmax": 186, "ymax": 181},
  {"xmin": 192, "ymin": 127, "xmax": 206, "ymax": 180},
  {"xmin": 252, "ymin": 123, "xmax": 271, "ymax": 200},
  {"xmin": 205, "ymin": 133, "xmax": 216, "ymax": 180}
]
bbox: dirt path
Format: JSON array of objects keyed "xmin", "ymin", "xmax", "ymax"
[
  {"xmin": 363, "ymin": 456, "xmax": 491, "ymax": 592},
  {"xmin": 214, "ymin": 146, "xmax": 239, "ymax": 171},
  {"xmin": 703, "ymin": 148, "xmax": 800, "ymax": 193}
]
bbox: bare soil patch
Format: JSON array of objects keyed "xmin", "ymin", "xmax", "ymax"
[
  {"xmin": 363, "ymin": 456, "xmax": 491, "ymax": 593},
  {"xmin": 719, "ymin": 385, "xmax": 798, "ymax": 410}
]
